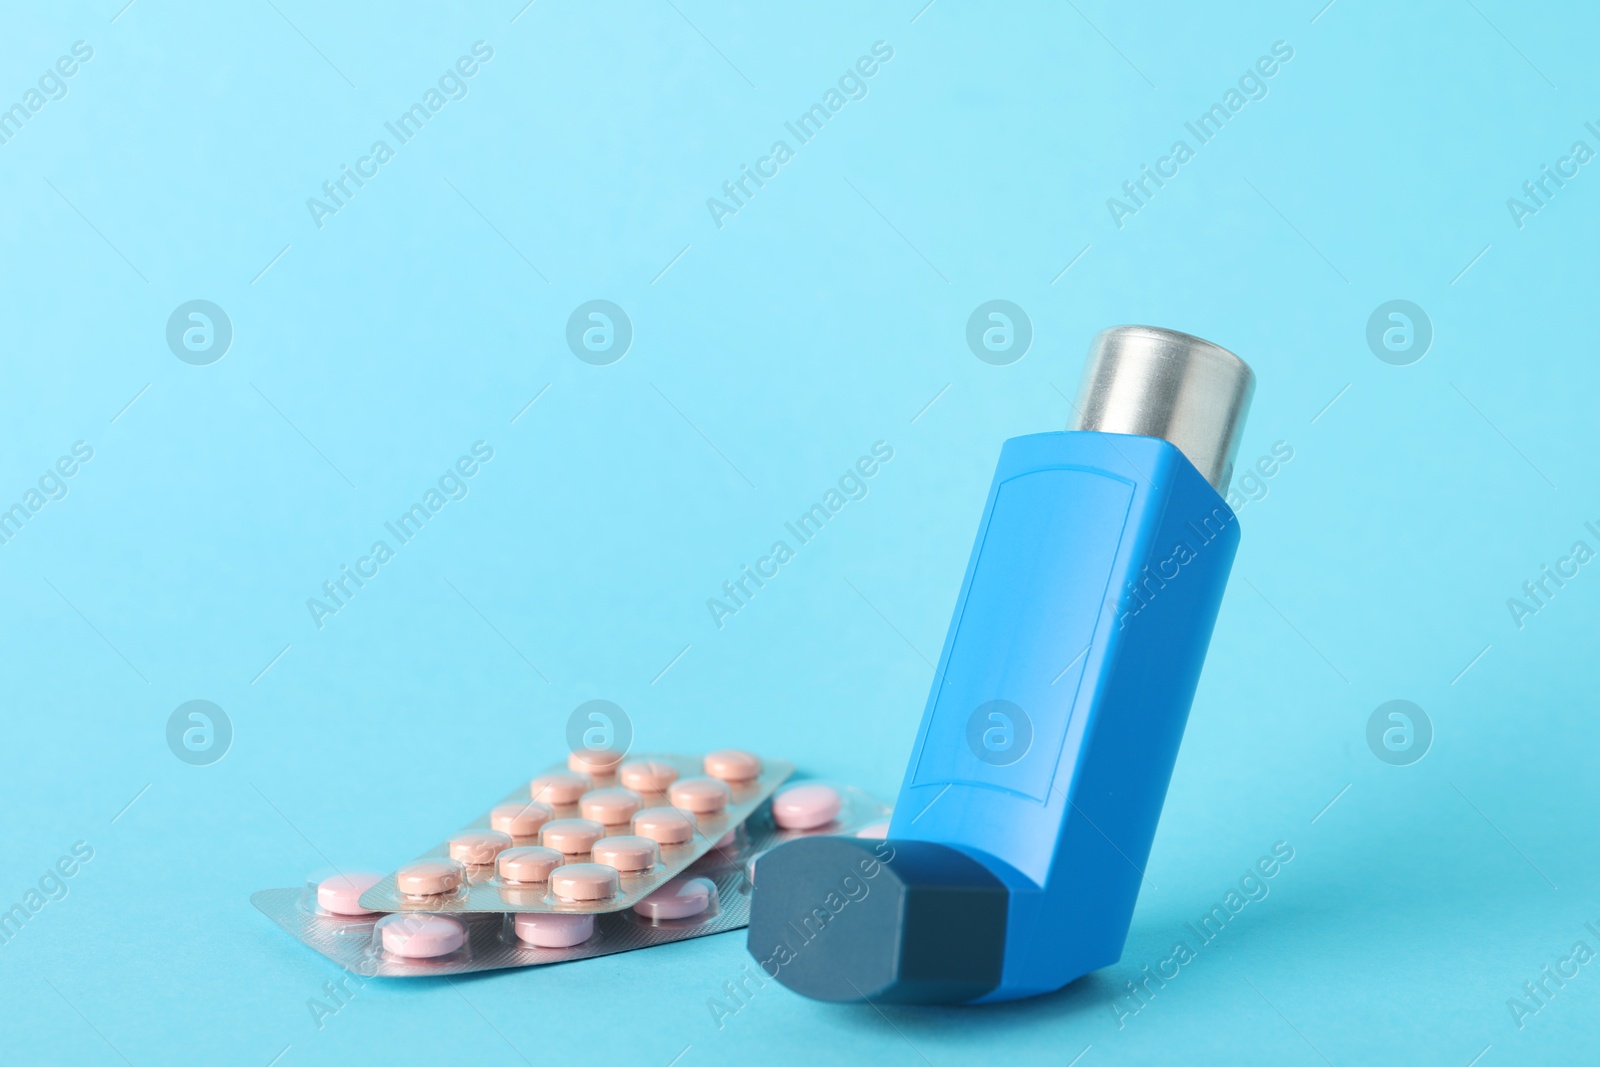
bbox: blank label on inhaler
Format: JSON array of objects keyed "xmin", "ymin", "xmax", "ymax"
[{"xmin": 911, "ymin": 468, "xmax": 1133, "ymax": 802}]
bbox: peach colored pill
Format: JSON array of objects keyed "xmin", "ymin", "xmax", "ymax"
[
  {"xmin": 773, "ymin": 784, "xmax": 843, "ymax": 830},
  {"xmin": 704, "ymin": 749, "xmax": 762, "ymax": 782},
  {"xmin": 550, "ymin": 863, "xmax": 620, "ymax": 901},
  {"xmin": 490, "ymin": 801, "xmax": 553, "ymax": 837},
  {"xmin": 632, "ymin": 807, "xmax": 695, "ymax": 845},
  {"xmin": 568, "ymin": 749, "xmax": 624, "ymax": 775},
  {"xmin": 396, "ymin": 859, "xmax": 464, "ymax": 896},
  {"xmin": 449, "ymin": 830, "xmax": 513, "ymax": 865},
  {"xmin": 530, "ymin": 771, "xmax": 591, "ymax": 805},
  {"xmin": 619, "ymin": 760, "xmax": 679, "ymax": 793},
  {"xmin": 579, "ymin": 787, "xmax": 643, "ymax": 825},
  {"xmin": 591, "ymin": 835, "xmax": 660, "ymax": 872},
  {"xmin": 497, "ymin": 845, "xmax": 564, "ymax": 884},
  {"xmin": 714, "ymin": 829, "xmax": 737, "ymax": 849},
  {"xmin": 514, "ymin": 912, "xmax": 595, "ymax": 948},
  {"xmin": 540, "ymin": 818, "xmax": 606, "ymax": 855},
  {"xmin": 855, "ymin": 819, "xmax": 891, "ymax": 840},
  {"xmin": 635, "ymin": 877, "xmax": 715, "ymax": 921},
  {"xmin": 378, "ymin": 914, "xmax": 465, "ymax": 958},
  {"xmin": 316, "ymin": 873, "xmax": 383, "ymax": 916},
  {"xmin": 669, "ymin": 777, "xmax": 731, "ymax": 814}
]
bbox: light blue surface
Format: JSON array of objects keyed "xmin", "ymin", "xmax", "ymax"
[{"xmin": 2, "ymin": 1, "xmax": 1596, "ymax": 1063}]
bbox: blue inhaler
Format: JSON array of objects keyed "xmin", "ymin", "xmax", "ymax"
[{"xmin": 749, "ymin": 326, "xmax": 1255, "ymax": 1004}]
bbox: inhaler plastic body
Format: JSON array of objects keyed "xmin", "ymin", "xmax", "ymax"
[{"xmin": 749, "ymin": 326, "xmax": 1255, "ymax": 1004}]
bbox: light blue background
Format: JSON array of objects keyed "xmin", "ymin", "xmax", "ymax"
[{"xmin": 3, "ymin": 1, "xmax": 1597, "ymax": 1063}]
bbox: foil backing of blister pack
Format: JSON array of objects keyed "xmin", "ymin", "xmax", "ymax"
[{"xmin": 358, "ymin": 753, "xmax": 795, "ymax": 915}]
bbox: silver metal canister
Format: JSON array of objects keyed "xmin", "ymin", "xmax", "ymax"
[{"xmin": 1069, "ymin": 325, "xmax": 1255, "ymax": 492}]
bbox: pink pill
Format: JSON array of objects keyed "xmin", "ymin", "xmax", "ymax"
[
  {"xmin": 540, "ymin": 818, "xmax": 606, "ymax": 855},
  {"xmin": 530, "ymin": 771, "xmax": 591, "ymax": 805},
  {"xmin": 632, "ymin": 807, "xmax": 695, "ymax": 845},
  {"xmin": 669, "ymin": 777, "xmax": 731, "ymax": 814},
  {"xmin": 449, "ymin": 830, "xmax": 513, "ymax": 865},
  {"xmin": 514, "ymin": 912, "xmax": 595, "ymax": 948},
  {"xmin": 579, "ymin": 787, "xmax": 643, "ymax": 825},
  {"xmin": 773, "ymin": 784, "xmax": 843, "ymax": 830},
  {"xmin": 704, "ymin": 749, "xmax": 762, "ymax": 782},
  {"xmin": 316, "ymin": 872, "xmax": 383, "ymax": 916},
  {"xmin": 714, "ymin": 829, "xmax": 737, "ymax": 849},
  {"xmin": 378, "ymin": 913, "xmax": 465, "ymax": 958},
  {"xmin": 490, "ymin": 801, "xmax": 553, "ymax": 837},
  {"xmin": 396, "ymin": 859, "xmax": 464, "ymax": 896},
  {"xmin": 635, "ymin": 877, "xmax": 716, "ymax": 921},
  {"xmin": 855, "ymin": 819, "xmax": 891, "ymax": 840},
  {"xmin": 619, "ymin": 760, "xmax": 679, "ymax": 793},
  {"xmin": 550, "ymin": 863, "xmax": 620, "ymax": 902},
  {"xmin": 497, "ymin": 845, "xmax": 565, "ymax": 884},
  {"xmin": 568, "ymin": 749, "xmax": 624, "ymax": 775},
  {"xmin": 592, "ymin": 835, "xmax": 660, "ymax": 872}
]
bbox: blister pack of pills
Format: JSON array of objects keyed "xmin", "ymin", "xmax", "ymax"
[
  {"xmin": 251, "ymin": 779, "xmax": 890, "ymax": 977},
  {"xmin": 251, "ymin": 865, "xmax": 753, "ymax": 977},
  {"xmin": 742, "ymin": 781, "xmax": 893, "ymax": 884},
  {"xmin": 356, "ymin": 750, "xmax": 794, "ymax": 915}
]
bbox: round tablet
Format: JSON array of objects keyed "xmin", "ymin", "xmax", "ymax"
[
  {"xmin": 669, "ymin": 777, "xmax": 731, "ymax": 814},
  {"xmin": 592, "ymin": 835, "xmax": 660, "ymax": 872},
  {"xmin": 773, "ymin": 784, "xmax": 843, "ymax": 830},
  {"xmin": 714, "ymin": 829, "xmax": 737, "ymax": 849},
  {"xmin": 497, "ymin": 845, "xmax": 564, "ymax": 884},
  {"xmin": 855, "ymin": 819, "xmax": 891, "ymax": 840},
  {"xmin": 514, "ymin": 912, "xmax": 595, "ymax": 948},
  {"xmin": 395, "ymin": 859, "xmax": 464, "ymax": 896},
  {"xmin": 619, "ymin": 759, "xmax": 679, "ymax": 793},
  {"xmin": 316, "ymin": 872, "xmax": 383, "ymax": 916},
  {"xmin": 540, "ymin": 818, "xmax": 606, "ymax": 855},
  {"xmin": 550, "ymin": 863, "xmax": 620, "ymax": 902},
  {"xmin": 704, "ymin": 749, "xmax": 762, "ymax": 782},
  {"xmin": 568, "ymin": 749, "xmax": 624, "ymax": 775},
  {"xmin": 490, "ymin": 801, "xmax": 553, "ymax": 837},
  {"xmin": 449, "ymin": 830, "xmax": 514, "ymax": 865},
  {"xmin": 632, "ymin": 807, "xmax": 695, "ymax": 845},
  {"xmin": 378, "ymin": 913, "xmax": 465, "ymax": 958},
  {"xmin": 635, "ymin": 877, "xmax": 715, "ymax": 921},
  {"xmin": 530, "ymin": 772, "xmax": 591, "ymax": 805},
  {"xmin": 579, "ymin": 787, "xmax": 643, "ymax": 825}
]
